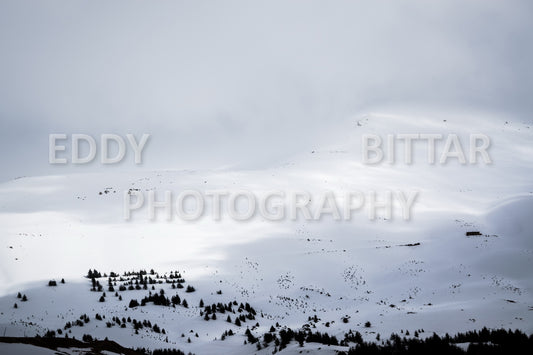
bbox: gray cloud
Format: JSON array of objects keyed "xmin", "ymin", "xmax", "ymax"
[{"xmin": 1, "ymin": 0, "xmax": 532, "ymax": 181}]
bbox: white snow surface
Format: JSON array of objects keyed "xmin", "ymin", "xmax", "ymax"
[{"xmin": 0, "ymin": 112, "xmax": 532, "ymax": 353}]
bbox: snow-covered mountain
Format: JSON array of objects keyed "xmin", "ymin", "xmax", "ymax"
[{"xmin": 0, "ymin": 112, "xmax": 532, "ymax": 353}]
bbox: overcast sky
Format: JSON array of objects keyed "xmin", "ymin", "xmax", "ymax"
[{"xmin": 0, "ymin": 0, "xmax": 532, "ymax": 182}]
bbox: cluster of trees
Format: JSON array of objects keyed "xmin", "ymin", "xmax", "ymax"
[
  {"xmin": 252, "ymin": 326, "xmax": 531, "ymax": 354},
  {"xmin": 127, "ymin": 291, "xmax": 189, "ymax": 309},
  {"xmin": 305, "ymin": 331, "xmax": 339, "ymax": 346},
  {"xmin": 220, "ymin": 329, "xmax": 235, "ymax": 341},
  {"xmin": 255, "ymin": 325, "xmax": 494, "ymax": 353},
  {"xmin": 89, "ymin": 268, "xmax": 182, "ymax": 284},
  {"xmin": 87, "ymin": 269, "xmax": 102, "ymax": 278},
  {"xmin": 228, "ymin": 313, "xmax": 255, "ymax": 326},
  {"xmin": 119, "ymin": 269, "xmax": 184, "ymax": 282},
  {"xmin": 126, "ymin": 269, "xmax": 149, "ymax": 276},
  {"xmin": 262, "ymin": 328, "xmax": 304, "ymax": 350},
  {"xmin": 308, "ymin": 315, "xmax": 321, "ymax": 323},
  {"xmin": 141, "ymin": 290, "xmax": 171, "ymax": 306},
  {"xmin": 201, "ymin": 300, "xmax": 256, "ymax": 325},
  {"xmin": 166, "ymin": 271, "xmax": 184, "ymax": 280},
  {"xmin": 14, "ymin": 292, "xmax": 28, "ymax": 307},
  {"xmin": 120, "ymin": 281, "xmax": 146, "ymax": 291},
  {"xmin": 341, "ymin": 328, "xmax": 533, "ymax": 355},
  {"xmin": 451, "ymin": 327, "xmax": 529, "ymax": 344},
  {"xmin": 48, "ymin": 279, "xmax": 64, "ymax": 286},
  {"xmin": 98, "ymin": 292, "xmax": 107, "ymax": 302},
  {"xmin": 111, "ymin": 275, "xmax": 190, "ymax": 292},
  {"xmin": 105, "ymin": 317, "xmax": 128, "ymax": 330},
  {"xmin": 36, "ymin": 330, "xmax": 192, "ymax": 355},
  {"xmin": 90, "ymin": 277, "xmax": 103, "ymax": 292},
  {"xmin": 131, "ymin": 318, "xmax": 165, "ymax": 334},
  {"xmin": 244, "ymin": 326, "xmax": 339, "ymax": 352},
  {"xmin": 64, "ymin": 314, "xmax": 90, "ymax": 330},
  {"xmin": 171, "ymin": 294, "xmax": 188, "ymax": 308},
  {"xmin": 94, "ymin": 311, "xmax": 166, "ymax": 335},
  {"xmin": 342, "ymin": 329, "xmax": 364, "ymax": 345},
  {"xmin": 38, "ymin": 328, "xmax": 192, "ymax": 355},
  {"xmin": 85, "ymin": 269, "xmax": 198, "ymax": 310}
]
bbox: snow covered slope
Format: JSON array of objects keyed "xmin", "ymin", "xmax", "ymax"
[{"xmin": 0, "ymin": 112, "xmax": 532, "ymax": 353}]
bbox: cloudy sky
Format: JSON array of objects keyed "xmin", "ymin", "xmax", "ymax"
[{"xmin": 0, "ymin": 0, "xmax": 532, "ymax": 182}]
